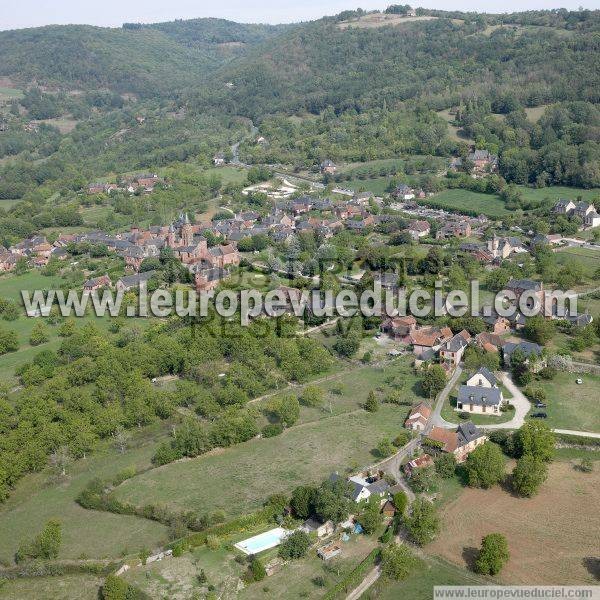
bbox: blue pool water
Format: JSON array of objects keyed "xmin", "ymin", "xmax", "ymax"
[{"xmin": 234, "ymin": 527, "xmax": 288, "ymax": 554}]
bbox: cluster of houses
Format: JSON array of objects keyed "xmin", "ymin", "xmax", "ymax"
[
  {"xmin": 450, "ymin": 149, "xmax": 499, "ymax": 176},
  {"xmin": 86, "ymin": 173, "xmax": 166, "ymax": 195},
  {"xmin": 552, "ymin": 199, "xmax": 600, "ymax": 229}
]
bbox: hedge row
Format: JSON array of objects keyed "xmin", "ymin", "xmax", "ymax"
[
  {"xmin": 322, "ymin": 548, "xmax": 381, "ymax": 600},
  {"xmin": 555, "ymin": 433, "xmax": 600, "ymax": 447},
  {"xmin": 167, "ymin": 505, "xmax": 278, "ymax": 551},
  {"xmin": 0, "ymin": 560, "xmax": 119, "ymax": 580}
]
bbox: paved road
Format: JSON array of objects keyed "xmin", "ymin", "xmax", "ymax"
[{"xmin": 428, "ymin": 365, "xmax": 463, "ymax": 431}]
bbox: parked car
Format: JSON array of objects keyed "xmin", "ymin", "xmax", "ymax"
[
  {"xmin": 531, "ymin": 412, "xmax": 547, "ymax": 419},
  {"xmin": 576, "ymin": 378, "xmax": 583, "ymax": 384},
  {"xmin": 535, "ymin": 402, "xmax": 547, "ymax": 408}
]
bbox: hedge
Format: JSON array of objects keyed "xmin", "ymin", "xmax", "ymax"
[
  {"xmin": 322, "ymin": 548, "xmax": 381, "ymax": 600},
  {"xmin": 555, "ymin": 433, "xmax": 600, "ymax": 447}
]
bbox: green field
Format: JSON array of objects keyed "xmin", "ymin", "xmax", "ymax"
[
  {"xmin": 527, "ymin": 371, "xmax": 600, "ymax": 433},
  {"xmin": 372, "ymin": 554, "xmax": 489, "ymax": 599},
  {"xmin": 114, "ymin": 404, "xmax": 408, "ymax": 517},
  {"xmin": 518, "ymin": 185, "xmax": 599, "ymax": 208},
  {"xmin": 0, "ymin": 424, "xmax": 170, "ymax": 564},
  {"xmin": 343, "ymin": 176, "xmax": 392, "ymax": 195},
  {"xmin": 0, "ymin": 574, "xmax": 103, "ymax": 600},
  {"xmin": 421, "ymin": 189, "xmax": 510, "ymax": 217},
  {"xmin": 555, "ymin": 246, "xmax": 600, "ymax": 279},
  {"xmin": 0, "ymin": 85, "xmax": 24, "ymax": 100}
]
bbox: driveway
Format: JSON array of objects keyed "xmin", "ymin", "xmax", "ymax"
[
  {"xmin": 480, "ymin": 372, "xmax": 531, "ymax": 430},
  {"xmin": 428, "ymin": 365, "xmax": 463, "ymax": 430}
]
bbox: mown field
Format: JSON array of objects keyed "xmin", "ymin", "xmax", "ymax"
[
  {"xmin": 428, "ymin": 460, "xmax": 600, "ymax": 585},
  {"xmin": 555, "ymin": 246, "xmax": 600, "ymax": 279},
  {"xmin": 420, "ymin": 189, "xmax": 510, "ymax": 217},
  {"xmin": 0, "ymin": 574, "xmax": 103, "ymax": 600},
  {"xmin": 114, "ymin": 404, "xmax": 409, "ymax": 517},
  {"xmin": 526, "ymin": 371, "xmax": 600, "ymax": 433}
]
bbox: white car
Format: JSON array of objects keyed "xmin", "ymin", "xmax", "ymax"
[{"xmin": 576, "ymin": 378, "xmax": 583, "ymax": 385}]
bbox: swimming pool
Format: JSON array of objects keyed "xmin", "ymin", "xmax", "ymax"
[{"xmin": 234, "ymin": 527, "xmax": 289, "ymax": 555}]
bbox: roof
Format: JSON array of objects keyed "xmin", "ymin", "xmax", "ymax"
[
  {"xmin": 410, "ymin": 326, "xmax": 453, "ymax": 348},
  {"xmin": 407, "ymin": 454, "xmax": 434, "ymax": 470},
  {"xmin": 506, "ymin": 279, "xmax": 542, "ymax": 292},
  {"xmin": 427, "ymin": 427, "xmax": 458, "ymax": 453},
  {"xmin": 444, "ymin": 331, "xmax": 471, "ymax": 352},
  {"xmin": 408, "ymin": 403, "xmax": 431, "ymax": 423},
  {"xmin": 503, "ymin": 341, "xmax": 543, "ymax": 359},
  {"xmin": 118, "ymin": 270, "xmax": 157, "ymax": 288},
  {"xmin": 458, "ymin": 385, "xmax": 502, "ymax": 407},
  {"xmin": 457, "ymin": 422, "xmax": 485, "ymax": 446},
  {"xmin": 473, "ymin": 367, "xmax": 498, "ymax": 386}
]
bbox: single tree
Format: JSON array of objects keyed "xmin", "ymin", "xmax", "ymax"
[
  {"xmin": 365, "ymin": 390, "xmax": 379, "ymax": 412},
  {"xmin": 404, "ymin": 498, "xmax": 440, "ymax": 546},
  {"xmin": 380, "ymin": 543, "xmax": 418, "ymax": 580},
  {"xmin": 464, "ymin": 443, "xmax": 505, "ymax": 489},
  {"xmin": 475, "ymin": 533, "xmax": 509, "ymax": 575},
  {"xmin": 512, "ymin": 454, "xmax": 548, "ymax": 497}
]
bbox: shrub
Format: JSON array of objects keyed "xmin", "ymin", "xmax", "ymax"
[{"xmin": 262, "ymin": 423, "xmax": 283, "ymax": 438}]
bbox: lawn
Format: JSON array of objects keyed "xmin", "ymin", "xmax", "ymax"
[
  {"xmin": 526, "ymin": 371, "xmax": 600, "ymax": 433},
  {"xmin": 419, "ymin": 186, "xmax": 599, "ymax": 218},
  {"xmin": 0, "ymin": 574, "xmax": 103, "ymax": 600},
  {"xmin": 440, "ymin": 372, "xmax": 516, "ymax": 426},
  {"xmin": 114, "ymin": 404, "xmax": 409, "ymax": 517},
  {"xmin": 372, "ymin": 554, "xmax": 489, "ymax": 599},
  {"xmin": 518, "ymin": 185, "xmax": 599, "ymax": 209},
  {"xmin": 0, "ymin": 85, "xmax": 24, "ymax": 100},
  {"xmin": 428, "ymin": 461, "xmax": 600, "ymax": 585},
  {"xmin": 0, "ymin": 423, "xmax": 171, "ymax": 564}
]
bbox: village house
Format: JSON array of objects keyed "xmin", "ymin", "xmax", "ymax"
[
  {"xmin": 83, "ymin": 274, "xmax": 112, "ymax": 291},
  {"xmin": 436, "ymin": 220, "xmax": 472, "ymax": 239},
  {"xmin": 392, "ymin": 184, "xmax": 415, "ymax": 201},
  {"xmin": 439, "ymin": 330, "xmax": 471, "ymax": 370},
  {"xmin": 410, "ymin": 325, "xmax": 453, "ymax": 358},
  {"xmin": 404, "ymin": 402, "xmax": 431, "ymax": 431},
  {"xmin": 585, "ymin": 210, "xmax": 600, "ymax": 228},
  {"xmin": 468, "ymin": 149, "xmax": 498, "ymax": 174},
  {"xmin": 503, "ymin": 341, "xmax": 545, "ymax": 370},
  {"xmin": 553, "ymin": 198, "xmax": 576, "ymax": 215},
  {"xmin": 407, "ymin": 220, "xmax": 430, "ymax": 240},
  {"xmin": 505, "ymin": 278, "xmax": 544, "ymax": 312},
  {"xmin": 456, "ymin": 368, "xmax": 504, "ymax": 416},
  {"xmin": 213, "ymin": 152, "xmax": 226, "ymax": 166},
  {"xmin": 116, "ymin": 270, "xmax": 157, "ymax": 292},
  {"xmin": 301, "ymin": 518, "xmax": 335, "ymax": 539},
  {"xmin": 573, "ymin": 201, "xmax": 595, "ymax": 220},
  {"xmin": 404, "ymin": 454, "xmax": 434, "ymax": 477},
  {"xmin": 474, "ymin": 331, "xmax": 505, "ymax": 353},
  {"xmin": 330, "ymin": 472, "xmax": 390, "ymax": 504},
  {"xmin": 320, "ymin": 159, "xmax": 336, "ymax": 175},
  {"xmin": 487, "ymin": 235, "xmax": 527, "ymax": 260},
  {"xmin": 426, "ymin": 422, "xmax": 487, "ymax": 463},
  {"xmin": 381, "ymin": 315, "xmax": 417, "ymax": 341}
]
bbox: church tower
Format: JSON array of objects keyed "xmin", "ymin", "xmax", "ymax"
[
  {"xmin": 181, "ymin": 213, "xmax": 193, "ymax": 246},
  {"xmin": 166, "ymin": 223, "xmax": 176, "ymax": 248}
]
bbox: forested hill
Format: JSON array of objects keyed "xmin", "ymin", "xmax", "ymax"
[
  {"xmin": 0, "ymin": 20, "xmax": 288, "ymax": 97},
  {"xmin": 184, "ymin": 10, "xmax": 600, "ymax": 120}
]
